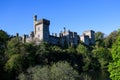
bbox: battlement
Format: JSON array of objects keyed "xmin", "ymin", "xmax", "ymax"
[{"xmin": 35, "ymin": 18, "xmax": 50, "ymax": 26}]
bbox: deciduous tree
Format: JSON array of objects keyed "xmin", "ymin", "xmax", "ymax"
[{"xmin": 108, "ymin": 36, "xmax": 120, "ymax": 80}]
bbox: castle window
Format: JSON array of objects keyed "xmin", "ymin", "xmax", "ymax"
[{"xmin": 38, "ymin": 27, "xmax": 40, "ymax": 31}]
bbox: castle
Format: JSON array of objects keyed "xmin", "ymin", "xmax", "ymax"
[{"xmin": 21, "ymin": 15, "xmax": 95, "ymax": 46}]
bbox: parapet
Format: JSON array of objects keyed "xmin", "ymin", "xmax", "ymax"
[{"xmin": 35, "ymin": 18, "xmax": 50, "ymax": 26}]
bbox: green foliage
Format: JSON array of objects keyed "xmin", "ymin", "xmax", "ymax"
[
  {"xmin": 82, "ymin": 55, "xmax": 100, "ymax": 71},
  {"xmin": 82, "ymin": 56, "xmax": 91, "ymax": 71},
  {"xmin": 18, "ymin": 61, "xmax": 80, "ymax": 80},
  {"xmin": 95, "ymin": 32, "xmax": 104, "ymax": 41},
  {"xmin": 95, "ymin": 32, "xmax": 105, "ymax": 47},
  {"xmin": 0, "ymin": 30, "xmax": 9, "ymax": 65},
  {"xmin": 0, "ymin": 30, "xmax": 10, "ymax": 79},
  {"xmin": 67, "ymin": 46, "xmax": 76, "ymax": 54},
  {"xmin": 50, "ymin": 61, "xmax": 80, "ymax": 80},
  {"xmin": 92, "ymin": 47, "xmax": 110, "ymax": 59},
  {"xmin": 76, "ymin": 44, "xmax": 100, "ymax": 71},
  {"xmin": 104, "ymin": 31, "xmax": 118, "ymax": 48},
  {"xmin": 95, "ymin": 39, "xmax": 105, "ymax": 47},
  {"xmin": 5, "ymin": 37, "xmax": 25, "ymax": 58},
  {"xmin": 76, "ymin": 44, "xmax": 88, "ymax": 56},
  {"xmin": 0, "ymin": 29, "xmax": 9, "ymax": 44},
  {"xmin": 18, "ymin": 73, "xmax": 28, "ymax": 80},
  {"xmin": 76, "ymin": 44, "xmax": 91, "ymax": 71},
  {"xmin": 80, "ymin": 73, "xmax": 92, "ymax": 80},
  {"xmin": 50, "ymin": 45, "xmax": 62, "ymax": 52},
  {"xmin": 0, "ymin": 29, "xmax": 114, "ymax": 80},
  {"xmin": 5, "ymin": 54, "xmax": 23, "ymax": 72},
  {"xmin": 24, "ymin": 43, "xmax": 37, "ymax": 66},
  {"xmin": 35, "ymin": 42, "xmax": 50, "ymax": 64},
  {"xmin": 108, "ymin": 36, "xmax": 120, "ymax": 80},
  {"xmin": 92, "ymin": 47, "xmax": 112, "ymax": 69},
  {"xmin": 19, "ymin": 66, "xmax": 50, "ymax": 80},
  {"xmin": 5, "ymin": 37, "xmax": 29, "ymax": 77}
]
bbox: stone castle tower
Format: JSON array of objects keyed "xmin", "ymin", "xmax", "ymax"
[
  {"xmin": 81, "ymin": 30, "xmax": 95, "ymax": 45},
  {"xmin": 34, "ymin": 15, "xmax": 50, "ymax": 42}
]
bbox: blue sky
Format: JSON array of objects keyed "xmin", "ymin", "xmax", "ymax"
[{"xmin": 0, "ymin": 0, "xmax": 120, "ymax": 36}]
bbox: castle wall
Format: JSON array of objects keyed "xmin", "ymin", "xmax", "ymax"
[
  {"xmin": 83, "ymin": 30, "xmax": 95, "ymax": 44},
  {"xmin": 59, "ymin": 31, "xmax": 79, "ymax": 46},
  {"xmin": 80, "ymin": 35, "xmax": 90, "ymax": 45},
  {"xmin": 34, "ymin": 18, "xmax": 50, "ymax": 42},
  {"xmin": 22, "ymin": 15, "xmax": 95, "ymax": 46},
  {"xmin": 35, "ymin": 24, "xmax": 43, "ymax": 41},
  {"xmin": 50, "ymin": 36, "xmax": 59, "ymax": 45}
]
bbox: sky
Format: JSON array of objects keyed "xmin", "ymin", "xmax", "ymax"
[{"xmin": 0, "ymin": 0, "xmax": 120, "ymax": 36}]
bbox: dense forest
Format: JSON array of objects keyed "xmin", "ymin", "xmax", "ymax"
[{"xmin": 0, "ymin": 29, "xmax": 120, "ymax": 80}]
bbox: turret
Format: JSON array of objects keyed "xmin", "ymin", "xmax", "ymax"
[
  {"xmin": 64, "ymin": 27, "xmax": 66, "ymax": 33},
  {"xmin": 34, "ymin": 15, "xmax": 37, "ymax": 21},
  {"xmin": 34, "ymin": 16, "xmax": 50, "ymax": 42},
  {"xmin": 34, "ymin": 15, "xmax": 37, "ymax": 34},
  {"xmin": 16, "ymin": 33, "xmax": 19, "ymax": 37}
]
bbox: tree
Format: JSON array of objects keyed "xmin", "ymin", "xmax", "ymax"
[
  {"xmin": 23, "ymin": 43, "xmax": 37, "ymax": 67},
  {"xmin": 104, "ymin": 30, "xmax": 118, "ymax": 48},
  {"xmin": 5, "ymin": 37, "xmax": 26, "ymax": 58},
  {"xmin": 0, "ymin": 29, "xmax": 9, "ymax": 46},
  {"xmin": 18, "ymin": 61, "xmax": 80, "ymax": 80},
  {"xmin": 4, "ymin": 37, "xmax": 28, "ymax": 80},
  {"xmin": 67, "ymin": 46, "xmax": 76, "ymax": 54},
  {"xmin": 95, "ymin": 32, "xmax": 105, "ymax": 47},
  {"xmin": 108, "ymin": 36, "xmax": 120, "ymax": 80},
  {"xmin": 50, "ymin": 45, "xmax": 63, "ymax": 53},
  {"xmin": 19, "ymin": 66, "xmax": 50, "ymax": 80},
  {"xmin": 35, "ymin": 42, "xmax": 50, "ymax": 64},
  {"xmin": 92, "ymin": 47, "xmax": 112, "ymax": 69},
  {"xmin": 0, "ymin": 29, "xmax": 9, "ymax": 63},
  {"xmin": 76, "ymin": 44, "xmax": 88, "ymax": 56},
  {"xmin": 0, "ymin": 30, "xmax": 9, "ymax": 80},
  {"xmin": 76, "ymin": 44, "xmax": 99, "ymax": 71},
  {"xmin": 76, "ymin": 44, "xmax": 90, "ymax": 71},
  {"xmin": 95, "ymin": 32, "xmax": 104, "ymax": 41},
  {"xmin": 50, "ymin": 61, "xmax": 80, "ymax": 80},
  {"xmin": 5, "ymin": 54, "xmax": 24, "ymax": 72},
  {"xmin": 0, "ymin": 29, "xmax": 9, "ymax": 45}
]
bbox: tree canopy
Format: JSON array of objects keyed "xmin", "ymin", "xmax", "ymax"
[
  {"xmin": 108, "ymin": 36, "xmax": 120, "ymax": 80},
  {"xmin": 18, "ymin": 61, "xmax": 80, "ymax": 80},
  {"xmin": 0, "ymin": 29, "xmax": 117, "ymax": 80}
]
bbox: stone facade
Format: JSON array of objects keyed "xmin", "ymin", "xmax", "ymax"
[
  {"xmin": 22, "ymin": 15, "xmax": 95, "ymax": 46},
  {"xmin": 80, "ymin": 30, "xmax": 95, "ymax": 45}
]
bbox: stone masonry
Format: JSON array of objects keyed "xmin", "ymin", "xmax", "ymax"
[{"xmin": 21, "ymin": 15, "xmax": 95, "ymax": 46}]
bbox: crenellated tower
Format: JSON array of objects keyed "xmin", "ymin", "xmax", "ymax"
[{"xmin": 34, "ymin": 15, "xmax": 50, "ymax": 42}]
